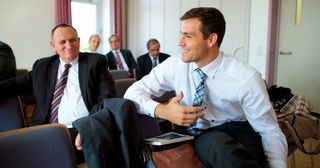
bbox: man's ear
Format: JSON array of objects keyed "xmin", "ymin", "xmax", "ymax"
[
  {"xmin": 208, "ymin": 33, "xmax": 218, "ymax": 47},
  {"xmin": 50, "ymin": 40, "xmax": 55, "ymax": 50}
]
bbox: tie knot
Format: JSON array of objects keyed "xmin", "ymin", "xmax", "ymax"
[
  {"xmin": 195, "ymin": 68, "xmax": 206, "ymax": 81},
  {"xmin": 152, "ymin": 57, "xmax": 157, "ymax": 67},
  {"xmin": 64, "ymin": 63, "xmax": 72, "ymax": 69}
]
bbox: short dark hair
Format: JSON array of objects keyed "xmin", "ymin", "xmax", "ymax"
[
  {"xmin": 146, "ymin": 38, "xmax": 160, "ymax": 49},
  {"xmin": 51, "ymin": 23, "xmax": 78, "ymax": 39},
  {"xmin": 180, "ymin": 7, "xmax": 226, "ymax": 47}
]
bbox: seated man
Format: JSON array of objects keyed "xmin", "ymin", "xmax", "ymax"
[
  {"xmin": 125, "ymin": 7, "xmax": 287, "ymax": 168},
  {"xmin": 0, "ymin": 24, "xmax": 140, "ymax": 167},
  {"xmin": 106, "ymin": 34, "xmax": 137, "ymax": 78},
  {"xmin": 87, "ymin": 34, "xmax": 101, "ymax": 53},
  {"xmin": 136, "ymin": 38, "xmax": 170, "ymax": 80}
]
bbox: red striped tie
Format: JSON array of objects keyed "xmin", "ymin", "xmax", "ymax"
[
  {"xmin": 50, "ymin": 64, "xmax": 72, "ymax": 123},
  {"xmin": 115, "ymin": 51, "xmax": 124, "ymax": 69}
]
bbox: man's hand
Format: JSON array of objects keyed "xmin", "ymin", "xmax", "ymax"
[
  {"xmin": 75, "ymin": 133, "xmax": 82, "ymax": 150},
  {"xmin": 155, "ymin": 91, "xmax": 205, "ymax": 126}
]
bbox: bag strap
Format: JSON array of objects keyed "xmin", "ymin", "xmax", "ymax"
[{"xmin": 281, "ymin": 119, "xmax": 320, "ymax": 154}]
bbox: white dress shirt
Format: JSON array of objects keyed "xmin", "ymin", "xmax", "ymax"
[
  {"xmin": 56, "ymin": 57, "xmax": 89, "ymax": 128},
  {"xmin": 149, "ymin": 54, "xmax": 159, "ymax": 67},
  {"xmin": 113, "ymin": 50, "xmax": 129, "ymax": 71},
  {"xmin": 124, "ymin": 51, "xmax": 288, "ymax": 168}
]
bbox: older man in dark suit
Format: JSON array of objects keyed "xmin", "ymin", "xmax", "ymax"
[
  {"xmin": 136, "ymin": 38, "xmax": 170, "ymax": 80},
  {"xmin": 106, "ymin": 34, "xmax": 136, "ymax": 78},
  {"xmin": 0, "ymin": 24, "xmax": 140, "ymax": 167}
]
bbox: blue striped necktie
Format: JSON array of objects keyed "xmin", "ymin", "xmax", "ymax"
[
  {"xmin": 187, "ymin": 68, "xmax": 206, "ymax": 135},
  {"xmin": 193, "ymin": 68, "xmax": 206, "ymax": 107},
  {"xmin": 50, "ymin": 63, "xmax": 72, "ymax": 123}
]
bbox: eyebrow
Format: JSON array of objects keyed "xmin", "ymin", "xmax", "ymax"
[{"xmin": 180, "ymin": 31, "xmax": 194, "ymax": 36}]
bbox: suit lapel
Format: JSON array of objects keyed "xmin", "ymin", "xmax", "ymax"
[
  {"xmin": 78, "ymin": 53, "xmax": 88, "ymax": 106},
  {"xmin": 159, "ymin": 54, "xmax": 165, "ymax": 63},
  {"xmin": 120, "ymin": 49, "xmax": 130, "ymax": 66},
  {"xmin": 146, "ymin": 55, "xmax": 153, "ymax": 72},
  {"xmin": 48, "ymin": 58, "xmax": 60, "ymax": 106},
  {"xmin": 109, "ymin": 52, "xmax": 117, "ymax": 69}
]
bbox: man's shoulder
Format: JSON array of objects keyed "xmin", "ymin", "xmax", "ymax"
[
  {"xmin": 223, "ymin": 54, "xmax": 257, "ymax": 72},
  {"xmin": 160, "ymin": 52, "xmax": 170, "ymax": 57},
  {"xmin": 31, "ymin": 55, "xmax": 59, "ymax": 71},
  {"xmin": 120, "ymin": 49, "xmax": 133, "ymax": 56},
  {"xmin": 81, "ymin": 52, "xmax": 105, "ymax": 58},
  {"xmin": 35, "ymin": 55, "xmax": 59, "ymax": 64},
  {"xmin": 79, "ymin": 52, "xmax": 107, "ymax": 63},
  {"xmin": 120, "ymin": 48, "xmax": 131, "ymax": 52},
  {"xmin": 106, "ymin": 51, "xmax": 113, "ymax": 57},
  {"xmin": 221, "ymin": 54, "xmax": 259, "ymax": 80},
  {"xmin": 137, "ymin": 53, "xmax": 149, "ymax": 60}
]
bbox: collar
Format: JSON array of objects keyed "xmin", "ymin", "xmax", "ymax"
[
  {"xmin": 59, "ymin": 56, "xmax": 79, "ymax": 69},
  {"xmin": 190, "ymin": 51, "xmax": 223, "ymax": 80},
  {"xmin": 148, "ymin": 54, "xmax": 158, "ymax": 60},
  {"xmin": 112, "ymin": 50, "xmax": 120, "ymax": 54}
]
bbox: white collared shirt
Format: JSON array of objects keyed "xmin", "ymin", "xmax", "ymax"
[
  {"xmin": 149, "ymin": 54, "xmax": 159, "ymax": 66},
  {"xmin": 124, "ymin": 51, "xmax": 287, "ymax": 168},
  {"xmin": 56, "ymin": 57, "xmax": 89, "ymax": 128},
  {"xmin": 113, "ymin": 50, "xmax": 129, "ymax": 71}
]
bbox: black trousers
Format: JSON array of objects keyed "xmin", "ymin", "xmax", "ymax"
[
  {"xmin": 68, "ymin": 127, "xmax": 85, "ymax": 164},
  {"xmin": 72, "ymin": 98, "xmax": 141, "ymax": 168},
  {"xmin": 192, "ymin": 121, "xmax": 267, "ymax": 168},
  {"xmin": 168, "ymin": 121, "xmax": 267, "ymax": 168}
]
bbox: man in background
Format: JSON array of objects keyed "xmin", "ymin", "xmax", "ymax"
[
  {"xmin": 136, "ymin": 38, "xmax": 170, "ymax": 80},
  {"xmin": 87, "ymin": 34, "xmax": 101, "ymax": 53},
  {"xmin": 106, "ymin": 34, "xmax": 136, "ymax": 78}
]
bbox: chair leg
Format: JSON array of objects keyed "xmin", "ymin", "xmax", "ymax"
[{"xmin": 290, "ymin": 152, "xmax": 296, "ymax": 168}]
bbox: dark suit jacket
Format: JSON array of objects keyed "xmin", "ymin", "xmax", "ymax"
[
  {"xmin": 0, "ymin": 41, "xmax": 16, "ymax": 80},
  {"xmin": 0, "ymin": 52, "xmax": 115, "ymax": 125},
  {"xmin": 106, "ymin": 49, "xmax": 137, "ymax": 77},
  {"xmin": 136, "ymin": 52, "xmax": 170, "ymax": 80}
]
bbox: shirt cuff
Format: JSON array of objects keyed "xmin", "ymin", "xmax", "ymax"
[
  {"xmin": 269, "ymin": 159, "xmax": 287, "ymax": 168},
  {"xmin": 142, "ymin": 99, "xmax": 160, "ymax": 117}
]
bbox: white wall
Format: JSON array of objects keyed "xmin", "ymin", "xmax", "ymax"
[
  {"xmin": 0, "ymin": 0, "xmax": 55, "ymax": 69},
  {"xmin": 248, "ymin": 0, "xmax": 269, "ymax": 79},
  {"xmin": 277, "ymin": 0, "xmax": 320, "ymax": 111},
  {"xmin": 127, "ymin": 0, "xmax": 254, "ymax": 68}
]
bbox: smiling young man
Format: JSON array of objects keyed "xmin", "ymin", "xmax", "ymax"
[{"xmin": 124, "ymin": 7, "xmax": 287, "ymax": 168}]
